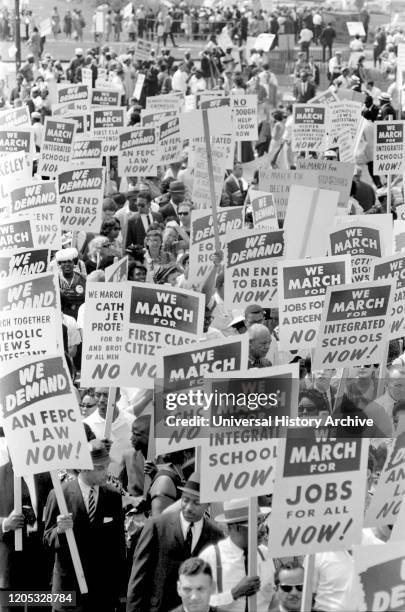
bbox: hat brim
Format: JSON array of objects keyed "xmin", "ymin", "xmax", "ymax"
[
  {"xmin": 215, "ymin": 506, "xmax": 271, "ymax": 523},
  {"xmin": 178, "ymin": 485, "xmax": 200, "ymax": 497}
]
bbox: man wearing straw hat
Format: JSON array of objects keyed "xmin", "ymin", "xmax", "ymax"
[
  {"xmin": 199, "ymin": 498, "xmax": 275, "ymax": 611},
  {"xmin": 126, "ymin": 472, "xmax": 223, "ymax": 612}
]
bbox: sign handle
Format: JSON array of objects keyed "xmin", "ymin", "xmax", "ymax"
[
  {"xmin": 300, "ymin": 554, "xmax": 314, "ymax": 612},
  {"xmin": 376, "ymin": 342, "xmax": 389, "ymax": 397},
  {"xmin": 106, "ymin": 156, "xmax": 111, "ymax": 194},
  {"xmin": 143, "ymin": 411, "xmax": 155, "ymax": 497},
  {"xmin": 386, "ymin": 174, "xmax": 392, "ymax": 215},
  {"xmin": 103, "ymin": 387, "xmax": 118, "ymax": 440},
  {"xmin": 13, "ymin": 476, "xmax": 23, "ymax": 551},
  {"xmin": 248, "ymin": 497, "xmax": 258, "ymax": 612},
  {"xmin": 50, "ymin": 472, "xmax": 88, "ymax": 594},
  {"xmin": 298, "ymin": 188, "xmax": 318, "ymax": 259},
  {"xmin": 201, "ymin": 109, "xmax": 220, "ymax": 252}
]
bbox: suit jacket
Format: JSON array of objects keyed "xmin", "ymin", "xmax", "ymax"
[
  {"xmin": 170, "ymin": 607, "xmax": 227, "ymax": 612},
  {"xmin": 126, "ymin": 510, "xmax": 223, "ymax": 612},
  {"xmin": 124, "ymin": 211, "xmax": 163, "ymax": 248},
  {"xmin": 159, "ymin": 201, "xmax": 179, "ymax": 223},
  {"xmin": 43, "ymin": 478, "xmax": 126, "ymax": 611},
  {"xmin": 293, "ymin": 81, "xmax": 316, "ymax": 103}
]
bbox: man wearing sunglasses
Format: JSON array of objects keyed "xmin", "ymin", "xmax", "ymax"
[{"xmin": 273, "ymin": 564, "xmax": 304, "ymax": 612}]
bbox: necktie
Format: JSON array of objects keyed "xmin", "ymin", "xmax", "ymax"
[
  {"xmin": 238, "ymin": 179, "xmax": 244, "ymax": 194},
  {"xmin": 243, "ymin": 550, "xmax": 249, "ymax": 612},
  {"xmin": 185, "ymin": 522, "xmax": 194, "ymax": 555},
  {"xmin": 88, "ymin": 487, "xmax": 96, "ymax": 523},
  {"xmin": 302, "ymin": 82, "xmax": 306, "ymax": 96}
]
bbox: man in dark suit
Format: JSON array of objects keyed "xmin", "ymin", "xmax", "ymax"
[
  {"xmin": 43, "ymin": 440, "xmax": 126, "ymax": 612},
  {"xmin": 171, "ymin": 557, "xmax": 227, "ymax": 612},
  {"xmin": 159, "ymin": 180, "xmax": 186, "ymax": 222},
  {"xmin": 124, "ymin": 192, "xmax": 163, "ymax": 249},
  {"xmin": 293, "ymin": 71, "xmax": 316, "ymax": 103},
  {"xmin": 224, "ymin": 162, "xmax": 246, "ymax": 206},
  {"xmin": 126, "ymin": 473, "xmax": 223, "ymax": 612}
]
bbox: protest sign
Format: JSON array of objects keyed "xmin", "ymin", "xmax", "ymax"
[
  {"xmin": 155, "ymin": 336, "xmax": 249, "ymax": 454},
  {"xmin": 191, "ymin": 140, "xmax": 228, "ymax": 210},
  {"xmin": 296, "ymin": 159, "xmax": 354, "ymax": 212},
  {"xmin": 0, "ymin": 308, "xmax": 62, "ymax": 364},
  {"xmin": 134, "ymin": 39, "xmax": 153, "ymax": 61},
  {"xmin": 268, "ymin": 429, "xmax": 368, "ymax": 556},
  {"xmin": 292, "ymin": 104, "xmax": 329, "ymax": 152},
  {"xmin": 330, "ymin": 216, "xmax": 392, "ymax": 282},
  {"xmin": 328, "ymin": 100, "xmax": 362, "ymax": 148},
  {"xmin": 347, "ymin": 21, "xmax": 366, "ymax": 36},
  {"xmin": 393, "ymin": 220, "xmax": 405, "ymax": 253},
  {"xmin": 38, "ymin": 118, "xmax": 76, "ymax": 178},
  {"xmin": 309, "ymin": 89, "xmax": 338, "ymax": 105},
  {"xmin": 189, "ymin": 208, "xmax": 243, "ymax": 288},
  {"xmin": 0, "ymin": 215, "xmax": 43, "ymax": 253},
  {"xmin": 71, "ymin": 136, "xmax": 103, "ymax": 167},
  {"xmin": 372, "ymin": 254, "xmax": 405, "ymax": 340},
  {"xmin": 249, "ymin": 189, "xmax": 278, "ymax": 230},
  {"xmin": 353, "ymin": 541, "xmax": 405, "ymax": 612},
  {"xmin": 140, "ymin": 109, "xmax": 177, "ymax": 128},
  {"xmin": 104, "ymin": 256, "xmax": 128, "ymax": 282},
  {"xmin": 0, "ymin": 151, "xmax": 32, "ymax": 213},
  {"xmin": 179, "ymin": 106, "xmax": 234, "ymax": 143},
  {"xmin": 0, "ymin": 271, "xmax": 59, "ymax": 313},
  {"xmin": 91, "ymin": 88, "xmax": 121, "ymax": 107},
  {"xmin": 0, "ymin": 248, "xmax": 49, "ymax": 280},
  {"xmin": 0, "ymin": 129, "xmax": 33, "ymax": 156},
  {"xmin": 395, "ymin": 205, "xmax": 405, "ymax": 221},
  {"xmin": 224, "ymin": 228, "xmax": 284, "ymax": 310},
  {"xmin": 39, "ymin": 17, "xmax": 52, "ymax": 36},
  {"xmin": 217, "ymin": 26, "xmax": 234, "ymax": 51},
  {"xmin": 278, "ymin": 255, "xmax": 351, "ymax": 351},
  {"xmin": 337, "ymin": 128, "xmax": 355, "ymax": 163},
  {"xmin": 94, "ymin": 67, "xmax": 108, "ymax": 88},
  {"xmin": 189, "ymin": 132, "xmax": 234, "ymax": 170},
  {"xmin": 156, "ymin": 116, "xmax": 182, "ymax": 166},
  {"xmin": 9, "ymin": 181, "xmax": 61, "ymax": 250},
  {"xmin": 58, "ymin": 167, "xmax": 105, "ymax": 233},
  {"xmin": 258, "ymin": 167, "xmax": 313, "ymax": 220},
  {"xmin": 92, "ymin": 106, "xmax": 125, "ymax": 156},
  {"xmin": 122, "ymin": 283, "xmax": 204, "ymax": 389},
  {"xmin": 365, "ymin": 433, "xmax": 405, "ymax": 528},
  {"xmin": 133, "ymin": 73, "xmax": 145, "ymax": 101},
  {"xmin": 66, "ymin": 113, "xmax": 91, "ymax": 135},
  {"xmin": 146, "ymin": 94, "xmax": 182, "ymax": 112},
  {"xmin": 81, "ymin": 67, "xmax": 93, "ymax": 88},
  {"xmin": 374, "ymin": 121, "xmax": 405, "ymax": 176},
  {"xmin": 56, "ymin": 84, "xmax": 89, "ymax": 112},
  {"xmin": 199, "ymin": 96, "xmax": 230, "ymax": 111},
  {"xmin": 313, "ymin": 279, "xmax": 395, "ymax": 370},
  {"xmin": 253, "ymin": 33, "xmax": 275, "ymax": 51},
  {"xmin": 0, "ymin": 355, "xmax": 92, "ymax": 476},
  {"xmin": 52, "ymin": 101, "xmax": 81, "ymax": 118},
  {"xmin": 284, "ymin": 187, "xmax": 339, "ymax": 259},
  {"xmin": 231, "ymin": 95, "xmax": 258, "ymax": 141},
  {"xmin": 0, "ymin": 106, "xmax": 31, "ymax": 128},
  {"xmin": 118, "ymin": 126, "xmax": 157, "ymax": 177}
]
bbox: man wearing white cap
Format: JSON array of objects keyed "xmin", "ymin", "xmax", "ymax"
[
  {"xmin": 55, "ymin": 247, "xmax": 86, "ymax": 320},
  {"xmin": 199, "ymin": 498, "xmax": 275, "ymax": 611},
  {"xmin": 67, "ymin": 48, "xmax": 84, "ymax": 83}
]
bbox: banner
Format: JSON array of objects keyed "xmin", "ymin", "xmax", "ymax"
[
  {"xmin": 0, "ymin": 355, "xmax": 92, "ymax": 476},
  {"xmin": 9, "ymin": 181, "xmax": 61, "ymax": 250},
  {"xmin": 296, "ymin": 159, "xmax": 354, "ymax": 212},
  {"xmin": 268, "ymin": 429, "xmax": 368, "ymax": 556},
  {"xmin": 353, "ymin": 541, "xmax": 405, "ymax": 612},
  {"xmin": 56, "ymin": 84, "xmax": 89, "ymax": 112},
  {"xmin": 92, "ymin": 106, "xmax": 125, "ymax": 156},
  {"xmin": 71, "ymin": 136, "xmax": 103, "ymax": 167},
  {"xmin": 278, "ymin": 255, "xmax": 351, "ymax": 350},
  {"xmin": 155, "ymin": 336, "xmax": 249, "ymax": 454},
  {"xmin": 0, "ymin": 271, "xmax": 59, "ymax": 313},
  {"xmin": 0, "ymin": 248, "xmax": 49, "ymax": 280},
  {"xmin": 374, "ymin": 121, "xmax": 405, "ymax": 176},
  {"xmin": 91, "ymin": 88, "xmax": 121, "ymax": 107},
  {"xmin": 189, "ymin": 207, "xmax": 243, "ymax": 288},
  {"xmin": 0, "ymin": 106, "xmax": 30, "ymax": 129},
  {"xmin": 249, "ymin": 190, "xmax": 278, "ymax": 230},
  {"xmin": 58, "ymin": 167, "xmax": 105, "ymax": 233},
  {"xmin": 224, "ymin": 229, "xmax": 284, "ymax": 310},
  {"xmin": 38, "ymin": 118, "xmax": 76, "ymax": 177},
  {"xmin": 372, "ymin": 254, "xmax": 405, "ymax": 340},
  {"xmin": 118, "ymin": 127, "xmax": 157, "ymax": 177},
  {"xmin": 0, "ymin": 215, "xmax": 42, "ymax": 253},
  {"xmin": 365, "ymin": 433, "xmax": 405, "ymax": 528},
  {"xmin": 292, "ymin": 104, "xmax": 329, "ymax": 152},
  {"xmin": 157, "ymin": 116, "xmax": 182, "ymax": 165},
  {"xmin": 313, "ymin": 279, "xmax": 395, "ymax": 370},
  {"xmin": 104, "ymin": 256, "xmax": 128, "ymax": 282}
]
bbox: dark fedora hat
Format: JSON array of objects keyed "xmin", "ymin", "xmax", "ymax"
[{"xmin": 178, "ymin": 472, "xmax": 200, "ymax": 497}]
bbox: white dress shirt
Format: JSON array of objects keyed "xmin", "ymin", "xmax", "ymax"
[
  {"xmin": 84, "ymin": 409, "xmax": 134, "ymax": 476},
  {"xmin": 78, "ymin": 475, "xmax": 99, "ymax": 512},
  {"xmin": 179, "ymin": 512, "xmax": 204, "ymax": 552}
]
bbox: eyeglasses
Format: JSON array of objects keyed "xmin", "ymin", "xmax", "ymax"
[
  {"xmin": 178, "ymin": 211, "xmax": 189, "ymax": 216},
  {"xmin": 279, "ymin": 584, "xmax": 303, "ymax": 593}
]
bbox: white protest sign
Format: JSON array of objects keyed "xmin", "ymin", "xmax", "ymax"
[
  {"xmin": 81, "ymin": 68, "xmax": 93, "ymax": 88},
  {"xmin": 328, "ymin": 101, "xmax": 362, "ymax": 148},
  {"xmin": 123, "ymin": 2, "xmax": 133, "ymax": 19},
  {"xmin": 0, "ymin": 355, "xmax": 92, "ymax": 476},
  {"xmin": 398, "ymin": 42, "xmax": 405, "ymax": 71},
  {"xmin": 224, "ymin": 228, "xmax": 284, "ymax": 310},
  {"xmin": 249, "ymin": 190, "xmax": 278, "ymax": 230},
  {"xmin": 157, "ymin": 116, "xmax": 182, "ymax": 165},
  {"xmin": 71, "ymin": 136, "xmax": 103, "ymax": 168},
  {"xmin": 278, "ymin": 255, "xmax": 351, "ymax": 351},
  {"xmin": 0, "ymin": 215, "xmax": 42, "ymax": 254},
  {"xmin": 39, "ymin": 17, "xmax": 52, "ymax": 37},
  {"xmin": 118, "ymin": 127, "xmax": 157, "ymax": 177},
  {"xmin": 146, "ymin": 94, "xmax": 182, "ymax": 112},
  {"xmin": 191, "ymin": 141, "xmax": 228, "ymax": 210},
  {"xmin": 189, "ymin": 133, "xmax": 234, "ymax": 170},
  {"xmin": 179, "ymin": 106, "xmax": 234, "ymax": 143},
  {"xmin": 0, "ymin": 106, "xmax": 31, "ymax": 129},
  {"xmin": 296, "ymin": 159, "xmax": 354, "ymax": 212},
  {"xmin": 0, "ymin": 152, "xmax": 31, "ymax": 213},
  {"xmin": 231, "ymin": 95, "xmax": 258, "ymax": 141},
  {"xmin": 309, "ymin": 89, "xmax": 338, "ymax": 105},
  {"xmin": 91, "ymin": 88, "xmax": 121, "ymax": 107},
  {"xmin": 38, "ymin": 118, "xmax": 76, "ymax": 178},
  {"xmin": 92, "ymin": 106, "xmax": 125, "ymax": 156},
  {"xmin": 268, "ymin": 429, "xmax": 368, "ymax": 556},
  {"xmin": 337, "ymin": 128, "xmax": 355, "ymax": 163},
  {"xmin": 0, "ymin": 308, "xmax": 62, "ymax": 364},
  {"xmin": 56, "ymin": 84, "xmax": 90, "ymax": 112},
  {"xmin": 9, "ymin": 181, "xmax": 61, "ymax": 251},
  {"xmin": 365, "ymin": 433, "xmax": 405, "ymax": 528},
  {"xmin": 217, "ymin": 27, "xmax": 234, "ymax": 51},
  {"xmin": 155, "ymin": 336, "xmax": 249, "ymax": 454},
  {"xmin": 134, "ymin": 39, "xmax": 153, "ymax": 61},
  {"xmin": 0, "ymin": 271, "xmax": 60, "ymax": 313},
  {"xmin": 58, "ymin": 167, "xmax": 105, "ymax": 233},
  {"xmin": 259, "ymin": 167, "xmax": 314, "ymax": 220},
  {"xmin": 133, "ymin": 73, "xmax": 145, "ymax": 101},
  {"xmin": 395, "ymin": 205, "xmax": 405, "ymax": 221},
  {"xmin": 284, "ymin": 186, "xmax": 339, "ymax": 259},
  {"xmin": 292, "ymin": 104, "xmax": 329, "ymax": 152},
  {"xmin": 104, "ymin": 257, "xmax": 128, "ymax": 282},
  {"xmin": 0, "ymin": 248, "xmax": 49, "ymax": 280},
  {"xmin": 253, "ymin": 33, "xmax": 275, "ymax": 51},
  {"xmin": 394, "ymin": 220, "xmax": 405, "ymax": 253},
  {"xmin": 374, "ymin": 121, "xmax": 405, "ymax": 176},
  {"xmin": 189, "ymin": 207, "xmax": 243, "ymax": 289},
  {"xmin": 313, "ymin": 279, "xmax": 395, "ymax": 370},
  {"xmin": 353, "ymin": 541, "xmax": 405, "ymax": 612},
  {"xmin": 347, "ymin": 21, "xmax": 366, "ymax": 36},
  {"xmin": 141, "ymin": 109, "xmax": 177, "ymax": 128},
  {"xmin": 372, "ymin": 254, "xmax": 405, "ymax": 340}
]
